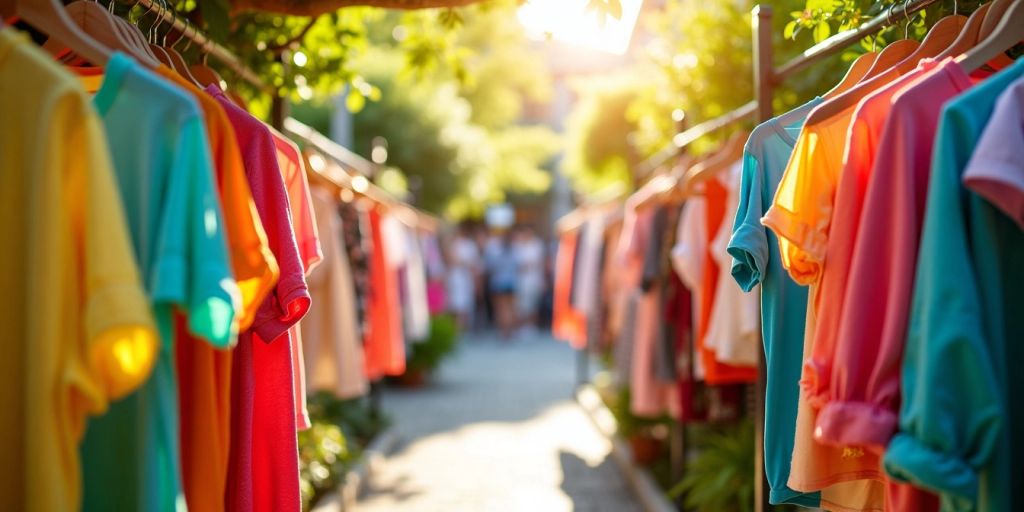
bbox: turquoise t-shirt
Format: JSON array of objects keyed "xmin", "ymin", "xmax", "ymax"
[
  {"xmin": 883, "ymin": 60, "xmax": 1024, "ymax": 512},
  {"xmin": 727, "ymin": 98, "xmax": 822, "ymax": 508},
  {"xmin": 79, "ymin": 53, "xmax": 239, "ymax": 512}
]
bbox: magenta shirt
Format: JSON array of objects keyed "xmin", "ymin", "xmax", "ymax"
[{"xmin": 817, "ymin": 60, "xmax": 980, "ymax": 450}]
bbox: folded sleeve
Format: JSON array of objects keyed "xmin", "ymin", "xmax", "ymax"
[{"xmin": 728, "ymin": 150, "xmax": 769, "ymax": 292}]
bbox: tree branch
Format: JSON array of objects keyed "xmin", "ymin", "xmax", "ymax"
[
  {"xmin": 231, "ymin": 0, "xmax": 485, "ymax": 17},
  {"xmin": 268, "ymin": 17, "xmax": 319, "ymax": 52}
]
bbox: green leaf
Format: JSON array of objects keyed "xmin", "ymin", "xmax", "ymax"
[
  {"xmin": 814, "ymin": 20, "xmax": 831, "ymax": 42},
  {"xmin": 784, "ymin": 20, "xmax": 797, "ymax": 39}
]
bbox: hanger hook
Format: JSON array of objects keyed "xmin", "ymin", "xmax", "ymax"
[
  {"xmin": 904, "ymin": 0, "xmax": 914, "ymax": 39},
  {"xmin": 138, "ymin": 0, "xmax": 158, "ymax": 28},
  {"xmin": 173, "ymin": 18, "xmax": 189, "ymax": 52},
  {"xmin": 161, "ymin": 0, "xmax": 171, "ymax": 46},
  {"xmin": 149, "ymin": 2, "xmax": 164, "ymax": 43},
  {"xmin": 953, "ymin": 0, "xmax": 958, "ymax": 15}
]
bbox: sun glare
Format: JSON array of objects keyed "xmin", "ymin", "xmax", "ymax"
[{"xmin": 517, "ymin": 0, "xmax": 644, "ymax": 55}]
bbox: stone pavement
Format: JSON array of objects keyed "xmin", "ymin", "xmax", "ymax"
[{"xmin": 354, "ymin": 331, "xmax": 643, "ymax": 512}]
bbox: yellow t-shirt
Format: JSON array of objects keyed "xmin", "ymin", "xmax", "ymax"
[{"xmin": 0, "ymin": 29, "xmax": 157, "ymax": 511}]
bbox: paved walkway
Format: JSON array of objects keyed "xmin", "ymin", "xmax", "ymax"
[{"xmin": 355, "ymin": 331, "xmax": 643, "ymax": 512}]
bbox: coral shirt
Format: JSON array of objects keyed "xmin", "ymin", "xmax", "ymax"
[
  {"xmin": 364, "ymin": 207, "xmax": 407, "ymax": 378},
  {"xmin": 272, "ymin": 130, "xmax": 322, "ymax": 430},
  {"xmin": 552, "ymin": 230, "xmax": 586, "ymax": 347},
  {"xmin": 820, "ymin": 59, "xmax": 984, "ymax": 449}
]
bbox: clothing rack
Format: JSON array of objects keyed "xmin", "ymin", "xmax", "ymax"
[
  {"xmin": 284, "ymin": 117, "xmax": 441, "ymax": 233},
  {"xmin": 133, "ymin": 0, "xmax": 270, "ymax": 92},
  {"xmin": 559, "ymin": 0, "xmax": 946, "ymax": 509}
]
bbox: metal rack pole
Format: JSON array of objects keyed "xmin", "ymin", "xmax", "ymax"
[{"xmin": 751, "ymin": 6, "xmax": 774, "ymax": 512}]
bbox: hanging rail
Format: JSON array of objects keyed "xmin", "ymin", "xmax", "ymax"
[
  {"xmin": 284, "ymin": 117, "xmax": 441, "ymax": 232},
  {"xmin": 133, "ymin": 0, "xmax": 270, "ymax": 92}
]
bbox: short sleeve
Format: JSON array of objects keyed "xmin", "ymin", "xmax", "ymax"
[
  {"xmin": 158, "ymin": 114, "xmax": 239, "ymax": 348},
  {"xmin": 728, "ymin": 150, "xmax": 769, "ymax": 292},
  {"xmin": 963, "ymin": 80, "xmax": 1024, "ymax": 229},
  {"xmin": 761, "ymin": 124, "xmax": 837, "ymax": 285},
  {"xmin": 76, "ymin": 102, "xmax": 159, "ymax": 403}
]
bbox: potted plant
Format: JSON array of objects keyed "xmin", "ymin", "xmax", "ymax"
[
  {"xmin": 667, "ymin": 420, "xmax": 756, "ymax": 512},
  {"xmin": 606, "ymin": 385, "xmax": 669, "ymax": 466},
  {"xmin": 397, "ymin": 314, "xmax": 459, "ymax": 387}
]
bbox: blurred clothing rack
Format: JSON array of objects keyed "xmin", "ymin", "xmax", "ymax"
[
  {"xmin": 284, "ymin": 117, "xmax": 441, "ymax": 233},
  {"xmin": 133, "ymin": 0, "xmax": 270, "ymax": 92}
]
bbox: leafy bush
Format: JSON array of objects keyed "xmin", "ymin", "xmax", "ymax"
[
  {"xmin": 667, "ymin": 420, "xmax": 755, "ymax": 512},
  {"xmin": 406, "ymin": 314, "xmax": 460, "ymax": 374},
  {"xmin": 298, "ymin": 422, "xmax": 351, "ymax": 511}
]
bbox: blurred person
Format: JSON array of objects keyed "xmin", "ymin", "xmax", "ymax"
[
  {"xmin": 513, "ymin": 225, "xmax": 546, "ymax": 334},
  {"xmin": 446, "ymin": 222, "xmax": 481, "ymax": 331},
  {"xmin": 485, "ymin": 230, "xmax": 519, "ymax": 339}
]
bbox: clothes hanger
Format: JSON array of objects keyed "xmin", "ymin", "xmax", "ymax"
[
  {"xmin": 970, "ymin": 0, "xmax": 1015, "ymax": 68},
  {"xmin": 857, "ymin": 3, "xmax": 922, "ymax": 80},
  {"xmin": 823, "ymin": 51, "xmax": 878, "ymax": 99},
  {"xmin": 0, "ymin": 0, "xmax": 111, "ymax": 64},
  {"xmin": 108, "ymin": 0, "xmax": 158, "ymax": 62},
  {"xmin": 933, "ymin": 1, "xmax": 990, "ymax": 60},
  {"xmin": 143, "ymin": 1, "xmax": 178, "ymax": 68},
  {"xmin": 154, "ymin": 2, "xmax": 203, "ymax": 86},
  {"xmin": 683, "ymin": 130, "xmax": 748, "ymax": 193},
  {"xmin": 190, "ymin": 41, "xmax": 226, "ymax": 88},
  {"xmin": 62, "ymin": 0, "xmax": 160, "ymax": 66},
  {"xmin": 806, "ymin": 0, "xmax": 966, "ymax": 125},
  {"xmin": 959, "ymin": 0, "xmax": 1024, "ymax": 73}
]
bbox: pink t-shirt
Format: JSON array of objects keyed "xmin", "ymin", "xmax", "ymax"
[
  {"xmin": 802, "ymin": 64, "xmax": 933, "ymax": 409},
  {"xmin": 211, "ymin": 86, "xmax": 308, "ymax": 512},
  {"xmin": 963, "ymin": 76, "xmax": 1024, "ymax": 230},
  {"xmin": 272, "ymin": 130, "xmax": 322, "ymax": 431},
  {"xmin": 819, "ymin": 59, "xmax": 981, "ymax": 450}
]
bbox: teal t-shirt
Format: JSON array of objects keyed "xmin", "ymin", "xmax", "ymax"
[
  {"xmin": 883, "ymin": 60, "xmax": 1024, "ymax": 512},
  {"xmin": 79, "ymin": 53, "xmax": 239, "ymax": 512},
  {"xmin": 728, "ymin": 98, "xmax": 822, "ymax": 508}
]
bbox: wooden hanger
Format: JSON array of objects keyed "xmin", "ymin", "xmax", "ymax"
[
  {"xmin": 63, "ymin": 0, "xmax": 159, "ymax": 66},
  {"xmin": 823, "ymin": 51, "xmax": 878, "ymax": 99},
  {"xmin": 806, "ymin": 3, "xmax": 966, "ymax": 125},
  {"xmin": 190, "ymin": 45, "xmax": 225, "ymax": 88},
  {"xmin": 933, "ymin": 2, "xmax": 990, "ymax": 60},
  {"xmin": 683, "ymin": 130, "xmax": 748, "ymax": 193},
  {"xmin": 959, "ymin": 0, "xmax": 1024, "ymax": 73},
  {"xmin": 860, "ymin": 39, "xmax": 920, "ymax": 79},
  {"xmin": 0, "ymin": 0, "xmax": 111, "ymax": 64},
  {"xmin": 980, "ymin": 0, "xmax": 1015, "ymax": 39}
]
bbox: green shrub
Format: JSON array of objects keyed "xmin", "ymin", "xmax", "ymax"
[
  {"xmin": 298, "ymin": 421, "xmax": 351, "ymax": 511},
  {"xmin": 667, "ymin": 420, "xmax": 754, "ymax": 512},
  {"xmin": 406, "ymin": 314, "xmax": 460, "ymax": 374}
]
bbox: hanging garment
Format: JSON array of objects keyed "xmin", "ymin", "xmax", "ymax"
[
  {"xmin": 672, "ymin": 195, "xmax": 706, "ymax": 381},
  {"xmin": 421, "ymin": 233, "xmax": 448, "ymax": 315},
  {"xmin": 301, "ymin": 186, "xmax": 369, "ymax": 399},
  {"xmin": 883, "ymin": 61, "xmax": 1024, "ymax": 512},
  {"xmin": 364, "ymin": 208, "xmax": 407, "ymax": 378},
  {"xmin": 274, "ymin": 132, "xmax": 322, "ymax": 431},
  {"xmin": 704, "ymin": 161, "xmax": 759, "ymax": 367},
  {"xmin": 213, "ymin": 86, "xmax": 308, "ymax": 512},
  {"xmin": 339, "ymin": 201, "xmax": 371, "ymax": 332},
  {"xmin": 762, "ymin": 97, "xmax": 886, "ymax": 509},
  {"xmin": 402, "ymin": 226, "xmax": 431, "ymax": 342},
  {"xmin": 0, "ymin": 33, "xmax": 158, "ymax": 512},
  {"xmin": 75, "ymin": 54, "xmax": 239, "ymax": 512},
  {"xmin": 729, "ymin": 98, "xmax": 821, "ymax": 508},
  {"xmin": 552, "ymin": 231, "xmax": 586, "ymax": 347}
]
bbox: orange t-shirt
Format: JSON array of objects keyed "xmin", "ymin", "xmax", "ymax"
[
  {"xmin": 155, "ymin": 68, "xmax": 278, "ymax": 512},
  {"xmin": 552, "ymin": 230, "xmax": 586, "ymax": 348}
]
